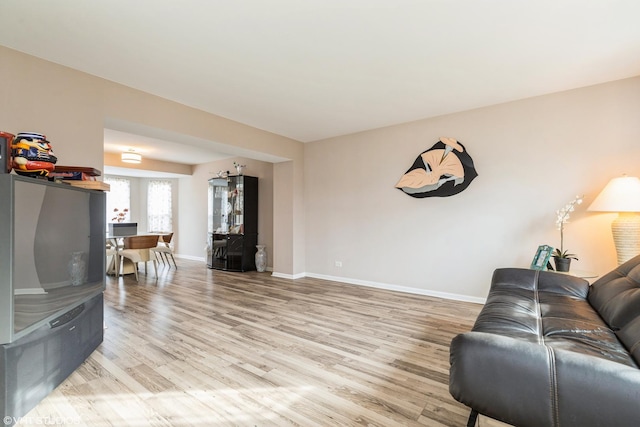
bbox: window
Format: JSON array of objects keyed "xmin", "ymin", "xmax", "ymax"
[
  {"xmin": 104, "ymin": 177, "xmax": 131, "ymax": 225},
  {"xmin": 147, "ymin": 180, "xmax": 172, "ymax": 232}
]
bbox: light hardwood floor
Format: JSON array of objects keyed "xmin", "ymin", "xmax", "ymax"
[{"xmin": 18, "ymin": 259, "xmax": 503, "ymax": 427}]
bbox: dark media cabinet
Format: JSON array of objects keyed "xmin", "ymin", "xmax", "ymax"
[
  {"xmin": 0, "ymin": 293, "xmax": 104, "ymax": 421},
  {"xmin": 0, "ymin": 174, "xmax": 106, "ymax": 424}
]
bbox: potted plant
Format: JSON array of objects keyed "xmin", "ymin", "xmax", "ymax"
[{"xmin": 553, "ymin": 195, "xmax": 583, "ymax": 272}]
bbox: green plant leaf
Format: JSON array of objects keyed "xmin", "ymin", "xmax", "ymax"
[{"xmin": 553, "ymin": 248, "xmax": 578, "ymax": 260}]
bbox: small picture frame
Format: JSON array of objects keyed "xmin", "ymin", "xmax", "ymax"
[{"xmin": 531, "ymin": 245, "xmax": 553, "ymax": 270}]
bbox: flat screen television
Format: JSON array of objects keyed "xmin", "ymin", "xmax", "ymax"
[{"xmin": 0, "ymin": 174, "xmax": 106, "ymax": 344}]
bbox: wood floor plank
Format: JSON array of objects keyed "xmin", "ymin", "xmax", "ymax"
[{"xmin": 14, "ymin": 259, "xmax": 490, "ymax": 426}]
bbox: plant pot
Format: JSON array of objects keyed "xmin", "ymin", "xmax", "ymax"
[{"xmin": 554, "ymin": 257, "xmax": 571, "ymax": 272}]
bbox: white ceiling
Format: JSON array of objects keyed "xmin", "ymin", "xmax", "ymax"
[
  {"xmin": 104, "ymin": 129, "xmax": 232, "ymax": 165},
  {"xmin": 2, "ymin": 1, "xmax": 640, "ymax": 165},
  {"xmin": 102, "ymin": 128, "xmax": 232, "ymax": 177}
]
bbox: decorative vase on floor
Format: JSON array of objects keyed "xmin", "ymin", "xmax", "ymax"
[
  {"xmin": 255, "ymin": 245, "xmax": 267, "ymax": 272},
  {"xmin": 554, "ymin": 257, "xmax": 571, "ymax": 272},
  {"xmin": 68, "ymin": 251, "xmax": 87, "ymax": 286}
]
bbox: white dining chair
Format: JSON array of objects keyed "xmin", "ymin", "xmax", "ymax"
[
  {"xmin": 118, "ymin": 235, "xmax": 160, "ymax": 281},
  {"xmin": 151, "ymin": 232, "xmax": 177, "ymax": 269},
  {"xmin": 105, "ymin": 243, "xmax": 119, "ymax": 276}
]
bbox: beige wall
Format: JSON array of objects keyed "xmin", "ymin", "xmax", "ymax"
[
  {"xmin": 183, "ymin": 158, "xmax": 274, "ymax": 267},
  {"xmin": 105, "ymin": 156, "xmax": 273, "ymax": 265},
  {"xmin": 1, "ymin": 46, "xmax": 303, "ymax": 276},
  {"xmin": 305, "ymin": 76, "xmax": 640, "ymax": 299},
  {"xmin": 0, "ymin": 47, "xmax": 104, "ymax": 170},
  {"xmin": 4, "ymin": 45, "xmax": 640, "ymax": 299}
]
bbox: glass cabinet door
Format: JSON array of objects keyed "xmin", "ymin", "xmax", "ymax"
[
  {"xmin": 209, "ymin": 176, "xmax": 249, "ymax": 235},
  {"xmin": 208, "ymin": 178, "xmax": 229, "ymax": 233},
  {"xmin": 228, "ymin": 176, "xmax": 244, "ymax": 234}
]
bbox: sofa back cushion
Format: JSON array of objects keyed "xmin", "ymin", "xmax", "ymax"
[
  {"xmin": 616, "ymin": 315, "xmax": 640, "ymax": 366},
  {"xmin": 589, "ymin": 254, "xmax": 640, "ymax": 363}
]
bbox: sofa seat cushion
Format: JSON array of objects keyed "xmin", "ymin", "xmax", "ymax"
[{"xmin": 472, "ymin": 268, "xmax": 636, "ymax": 367}]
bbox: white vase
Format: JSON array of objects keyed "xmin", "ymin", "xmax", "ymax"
[
  {"xmin": 68, "ymin": 251, "xmax": 87, "ymax": 286},
  {"xmin": 255, "ymin": 245, "xmax": 267, "ymax": 272}
]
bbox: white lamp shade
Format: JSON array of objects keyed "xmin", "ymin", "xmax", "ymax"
[
  {"xmin": 588, "ymin": 176, "xmax": 640, "ymax": 212},
  {"xmin": 589, "ymin": 175, "xmax": 640, "ymax": 265},
  {"xmin": 121, "ymin": 151, "xmax": 142, "ymax": 164}
]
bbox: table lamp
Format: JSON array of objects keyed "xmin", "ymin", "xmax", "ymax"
[{"xmin": 588, "ymin": 175, "xmax": 640, "ymax": 265}]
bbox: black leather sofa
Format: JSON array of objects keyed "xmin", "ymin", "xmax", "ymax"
[{"xmin": 449, "ymin": 255, "xmax": 640, "ymax": 427}]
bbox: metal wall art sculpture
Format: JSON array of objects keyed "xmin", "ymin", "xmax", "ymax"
[{"xmin": 395, "ymin": 137, "xmax": 477, "ymax": 198}]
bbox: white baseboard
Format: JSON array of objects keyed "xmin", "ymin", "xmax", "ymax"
[
  {"xmin": 303, "ymin": 272, "xmax": 486, "ymax": 304},
  {"xmin": 172, "ymin": 256, "xmax": 484, "ymax": 303},
  {"xmin": 175, "ymin": 254, "xmax": 206, "ymax": 262},
  {"xmin": 271, "ymin": 271, "xmax": 306, "ymax": 280}
]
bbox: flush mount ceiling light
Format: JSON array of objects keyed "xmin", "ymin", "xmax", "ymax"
[{"xmin": 121, "ymin": 150, "xmax": 142, "ymax": 164}]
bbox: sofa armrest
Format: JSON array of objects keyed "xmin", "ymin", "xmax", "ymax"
[
  {"xmin": 450, "ymin": 332, "xmax": 557, "ymax": 427},
  {"xmin": 450, "ymin": 332, "xmax": 640, "ymax": 427}
]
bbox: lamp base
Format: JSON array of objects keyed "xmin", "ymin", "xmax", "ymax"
[{"xmin": 612, "ymin": 212, "xmax": 640, "ymax": 265}]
